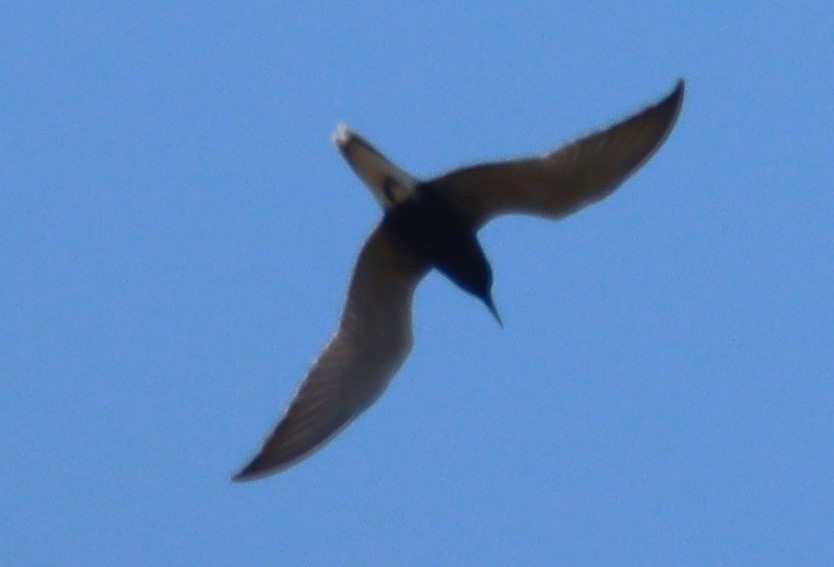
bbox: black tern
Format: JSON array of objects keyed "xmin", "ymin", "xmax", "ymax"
[{"xmin": 234, "ymin": 80, "xmax": 684, "ymax": 481}]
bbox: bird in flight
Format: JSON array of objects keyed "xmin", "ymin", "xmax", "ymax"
[{"xmin": 233, "ymin": 80, "xmax": 685, "ymax": 481}]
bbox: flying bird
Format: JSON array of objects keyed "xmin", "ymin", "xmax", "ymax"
[{"xmin": 234, "ymin": 80, "xmax": 685, "ymax": 481}]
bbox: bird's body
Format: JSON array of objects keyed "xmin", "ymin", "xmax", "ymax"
[
  {"xmin": 384, "ymin": 186, "xmax": 498, "ymax": 321},
  {"xmin": 234, "ymin": 80, "xmax": 685, "ymax": 481}
]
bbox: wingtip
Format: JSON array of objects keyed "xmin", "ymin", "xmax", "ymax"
[
  {"xmin": 664, "ymin": 78, "xmax": 686, "ymax": 134},
  {"xmin": 231, "ymin": 472, "xmax": 250, "ymax": 483},
  {"xmin": 231, "ymin": 460, "xmax": 259, "ymax": 483},
  {"xmin": 673, "ymin": 77, "xmax": 686, "ymax": 93},
  {"xmin": 231, "ymin": 454, "xmax": 275, "ymax": 483},
  {"xmin": 667, "ymin": 78, "xmax": 686, "ymax": 111}
]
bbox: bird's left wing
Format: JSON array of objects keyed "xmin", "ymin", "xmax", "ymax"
[{"xmin": 233, "ymin": 225, "xmax": 428, "ymax": 481}]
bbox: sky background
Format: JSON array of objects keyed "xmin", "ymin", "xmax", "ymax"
[{"xmin": 2, "ymin": 3, "xmax": 833, "ymax": 565}]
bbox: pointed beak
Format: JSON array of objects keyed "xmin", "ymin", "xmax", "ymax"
[{"xmin": 484, "ymin": 295, "xmax": 503, "ymax": 328}]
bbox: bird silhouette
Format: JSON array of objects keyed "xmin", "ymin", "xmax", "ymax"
[{"xmin": 233, "ymin": 80, "xmax": 685, "ymax": 481}]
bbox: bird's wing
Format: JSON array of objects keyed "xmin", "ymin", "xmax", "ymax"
[
  {"xmin": 233, "ymin": 225, "xmax": 428, "ymax": 481},
  {"xmin": 429, "ymin": 80, "xmax": 685, "ymax": 228}
]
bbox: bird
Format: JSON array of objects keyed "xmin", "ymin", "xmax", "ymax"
[{"xmin": 233, "ymin": 80, "xmax": 685, "ymax": 481}]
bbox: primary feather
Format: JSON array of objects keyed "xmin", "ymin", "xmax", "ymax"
[
  {"xmin": 234, "ymin": 225, "xmax": 427, "ymax": 480},
  {"xmin": 430, "ymin": 80, "xmax": 684, "ymax": 227}
]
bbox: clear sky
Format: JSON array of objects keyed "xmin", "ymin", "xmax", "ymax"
[{"xmin": 2, "ymin": 3, "xmax": 833, "ymax": 565}]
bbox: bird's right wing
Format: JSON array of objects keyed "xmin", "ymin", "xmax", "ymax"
[
  {"xmin": 430, "ymin": 80, "xmax": 685, "ymax": 227},
  {"xmin": 233, "ymin": 225, "xmax": 428, "ymax": 481}
]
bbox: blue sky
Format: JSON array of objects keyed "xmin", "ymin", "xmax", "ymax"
[{"xmin": 2, "ymin": 3, "xmax": 833, "ymax": 565}]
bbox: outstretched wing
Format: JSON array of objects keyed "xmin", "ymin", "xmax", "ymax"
[
  {"xmin": 234, "ymin": 225, "xmax": 428, "ymax": 481},
  {"xmin": 429, "ymin": 80, "xmax": 684, "ymax": 227}
]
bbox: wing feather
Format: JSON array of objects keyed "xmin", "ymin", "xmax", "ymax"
[
  {"xmin": 431, "ymin": 80, "xmax": 685, "ymax": 227},
  {"xmin": 234, "ymin": 225, "xmax": 427, "ymax": 481}
]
